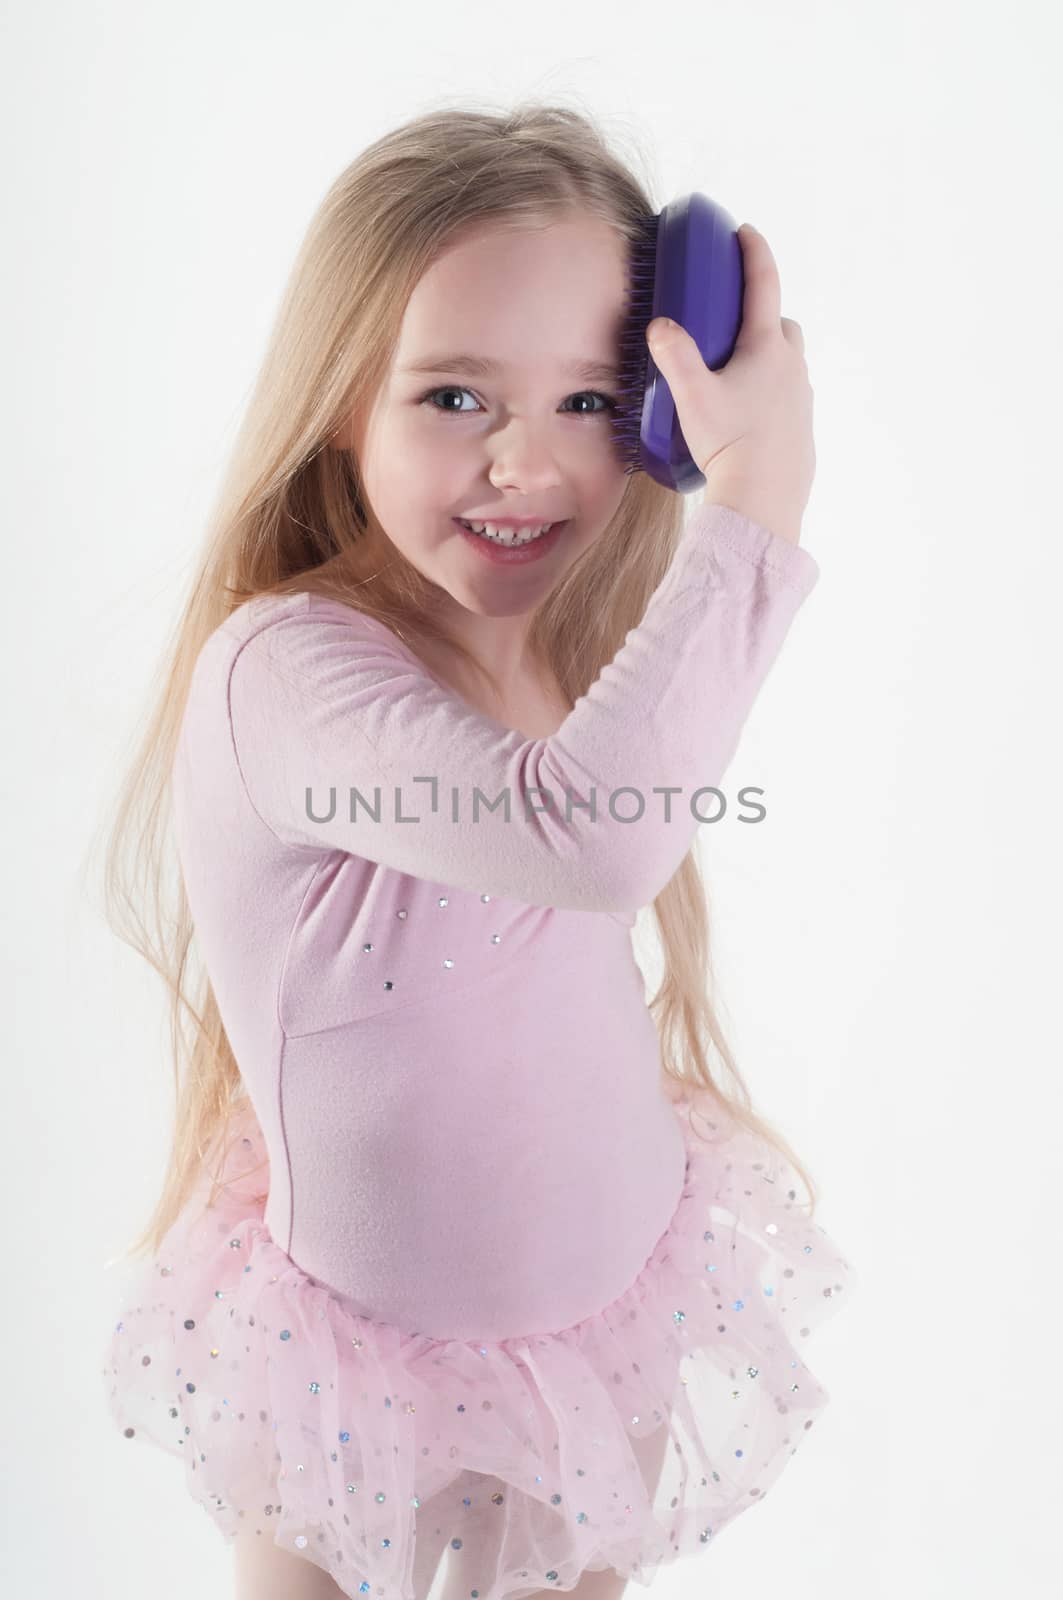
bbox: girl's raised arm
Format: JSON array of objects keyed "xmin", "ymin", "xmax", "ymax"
[{"xmin": 224, "ymin": 501, "xmax": 818, "ymax": 914}]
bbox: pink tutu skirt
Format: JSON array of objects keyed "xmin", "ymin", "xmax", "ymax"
[{"xmin": 100, "ymin": 1093, "xmax": 856, "ymax": 1600}]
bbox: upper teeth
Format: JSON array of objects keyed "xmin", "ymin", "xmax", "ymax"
[{"xmin": 460, "ymin": 519, "xmax": 555, "ymax": 544}]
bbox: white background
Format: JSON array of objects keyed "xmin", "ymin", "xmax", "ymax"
[{"xmin": 4, "ymin": 1, "xmax": 1060, "ymax": 1596}]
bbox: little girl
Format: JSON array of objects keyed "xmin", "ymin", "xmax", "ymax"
[{"xmin": 100, "ymin": 102, "xmax": 856, "ymax": 1600}]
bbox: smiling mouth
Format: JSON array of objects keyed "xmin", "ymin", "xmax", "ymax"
[{"xmin": 456, "ymin": 518, "xmax": 562, "ymax": 546}]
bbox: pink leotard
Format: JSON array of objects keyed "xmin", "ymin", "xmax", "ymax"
[{"xmin": 171, "ymin": 501, "xmax": 820, "ymax": 1344}]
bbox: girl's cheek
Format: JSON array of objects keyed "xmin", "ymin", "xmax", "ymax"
[{"xmin": 405, "ymin": 423, "xmax": 465, "ymax": 461}]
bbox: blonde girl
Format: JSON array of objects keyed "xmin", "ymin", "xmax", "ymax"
[{"xmin": 100, "ymin": 100, "xmax": 855, "ymax": 1600}]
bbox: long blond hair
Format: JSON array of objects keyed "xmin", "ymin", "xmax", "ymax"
[{"xmin": 93, "ymin": 96, "xmax": 820, "ymax": 1265}]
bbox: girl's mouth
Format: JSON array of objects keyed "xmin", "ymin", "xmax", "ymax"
[{"xmin": 453, "ymin": 517, "xmax": 568, "ymax": 565}]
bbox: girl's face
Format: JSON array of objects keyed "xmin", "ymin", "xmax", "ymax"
[{"xmin": 343, "ymin": 215, "xmax": 632, "ymax": 621}]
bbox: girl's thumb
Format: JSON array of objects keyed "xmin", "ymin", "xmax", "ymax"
[{"xmin": 647, "ymin": 316, "xmax": 680, "ymax": 349}]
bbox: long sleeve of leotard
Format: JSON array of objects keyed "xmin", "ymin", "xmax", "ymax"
[{"xmin": 225, "ymin": 501, "xmax": 820, "ymax": 914}]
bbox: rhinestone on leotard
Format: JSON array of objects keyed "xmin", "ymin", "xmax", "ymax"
[
  {"xmin": 443, "ymin": 959, "xmax": 454, "ymax": 968},
  {"xmin": 438, "ymin": 896, "xmax": 448, "ymax": 907},
  {"xmin": 397, "ymin": 909, "xmax": 407, "ymax": 919},
  {"xmin": 362, "ymin": 943, "xmax": 373, "ymax": 953},
  {"xmin": 383, "ymin": 981, "xmax": 393, "ymax": 990}
]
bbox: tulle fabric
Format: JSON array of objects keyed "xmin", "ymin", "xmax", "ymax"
[{"xmin": 100, "ymin": 1092, "xmax": 856, "ymax": 1600}]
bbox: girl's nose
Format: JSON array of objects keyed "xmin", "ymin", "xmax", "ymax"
[{"xmin": 485, "ymin": 424, "xmax": 565, "ymax": 493}]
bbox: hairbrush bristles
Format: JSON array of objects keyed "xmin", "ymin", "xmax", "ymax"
[{"xmin": 610, "ymin": 213, "xmax": 661, "ymax": 477}]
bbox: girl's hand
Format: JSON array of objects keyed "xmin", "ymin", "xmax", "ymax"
[{"xmin": 646, "ymin": 222, "xmax": 816, "ymax": 547}]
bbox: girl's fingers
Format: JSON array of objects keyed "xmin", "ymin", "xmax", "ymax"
[
  {"xmin": 646, "ymin": 225, "xmax": 793, "ymax": 354},
  {"xmin": 736, "ymin": 223, "xmax": 783, "ymax": 341},
  {"xmin": 780, "ymin": 317, "xmax": 804, "ymax": 352}
]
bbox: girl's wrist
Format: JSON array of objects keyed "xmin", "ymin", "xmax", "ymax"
[{"xmin": 697, "ymin": 484, "xmax": 804, "ymax": 548}]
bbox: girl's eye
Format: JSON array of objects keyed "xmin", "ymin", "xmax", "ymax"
[{"xmin": 417, "ymin": 385, "xmax": 618, "ymax": 418}]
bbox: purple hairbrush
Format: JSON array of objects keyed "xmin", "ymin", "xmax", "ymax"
[{"xmin": 610, "ymin": 192, "xmax": 744, "ymax": 493}]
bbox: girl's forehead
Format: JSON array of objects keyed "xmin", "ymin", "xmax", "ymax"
[
  {"xmin": 395, "ymin": 220, "xmax": 628, "ymax": 365},
  {"xmin": 415, "ymin": 214, "xmax": 625, "ymax": 287}
]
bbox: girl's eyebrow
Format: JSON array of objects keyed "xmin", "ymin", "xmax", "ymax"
[{"xmin": 400, "ymin": 352, "xmax": 619, "ymax": 384}]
